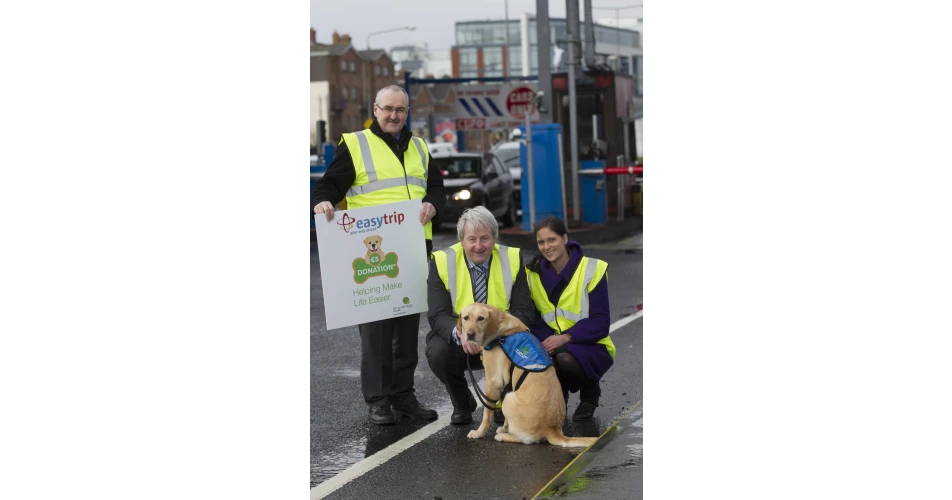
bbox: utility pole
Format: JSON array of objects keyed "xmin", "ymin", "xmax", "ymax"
[{"xmin": 504, "ymin": 0, "xmax": 509, "ymax": 78}]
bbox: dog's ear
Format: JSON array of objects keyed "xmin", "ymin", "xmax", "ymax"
[
  {"xmin": 455, "ymin": 307, "xmax": 464, "ymax": 337},
  {"xmin": 378, "ymin": 236, "xmax": 383, "ymax": 244},
  {"xmin": 486, "ymin": 304, "xmax": 501, "ymax": 337}
]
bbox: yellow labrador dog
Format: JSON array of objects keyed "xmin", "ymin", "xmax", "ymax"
[{"xmin": 458, "ymin": 303, "xmax": 597, "ymax": 448}]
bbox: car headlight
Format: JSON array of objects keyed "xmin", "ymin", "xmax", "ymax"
[{"xmin": 453, "ymin": 189, "xmax": 472, "ymax": 201}]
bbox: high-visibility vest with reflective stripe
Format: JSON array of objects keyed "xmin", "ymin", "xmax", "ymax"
[
  {"xmin": 433, "ymin": 243, "xmax": 522, "ymax": 315},
  {"xmin": 341, "ymin": 130, "xmax": 432, "ymax": 239},
  {"xmin": 526, "ymin": 257, "xmax": 616, "ymax": 359}
]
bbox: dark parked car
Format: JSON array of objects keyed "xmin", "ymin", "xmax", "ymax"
[{"xmin": 432, "ymin": 152, "xmax": 518, "ymax": 228}]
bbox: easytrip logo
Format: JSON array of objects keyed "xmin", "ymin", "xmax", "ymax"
[
  {"xmin": 337, "ymin": 211, "xmax": 406, "ymax": 234},
  {"xmin": 354, "ymin": 211, "xmax": 405, "ymax": 230}
]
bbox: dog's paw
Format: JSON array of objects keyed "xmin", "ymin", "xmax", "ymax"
[
  {"xmin": 466, "ymin": 430, "xmax": 486, "ymax": 439},
  {"xmin": 499, "ymin": 425, "xmax": 508, "ymax": 433}
]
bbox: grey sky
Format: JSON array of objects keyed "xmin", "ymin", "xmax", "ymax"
[{"xmin": 310, "ymin": 0, "xmax": 642, "ymax": 52}]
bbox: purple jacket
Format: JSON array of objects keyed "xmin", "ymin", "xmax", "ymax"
[{"xmin": 529, "ymin": 241, "xmax": 614, "ymax": 390}]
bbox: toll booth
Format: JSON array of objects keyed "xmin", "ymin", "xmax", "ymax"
[
  {"xmin": 518, "ymin": 123, "xmax": 565, "ymax": 232},
  {"xmin": 551, "ymin": 70, "xmax": 638, "ymax": 218}
]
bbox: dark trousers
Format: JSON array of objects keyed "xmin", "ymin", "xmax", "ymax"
[
  {"xmin": 358, "ymin": 313, "xmax": 421, "ymax": 407},
  {"xmin": 424, "ymin": 334, "xmax": 484, "ymax": 410}
]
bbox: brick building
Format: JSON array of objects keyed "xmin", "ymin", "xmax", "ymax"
[{"xmin": 310, "ymin": 29, "xmax": 398, "ymax": 149}]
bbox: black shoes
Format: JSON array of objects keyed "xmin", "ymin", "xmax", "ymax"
[
  {"xmin": 370, "ymin": 400, "xmax": 437, "ymax": 425},
  {"xmin": 572, "ymin": 401, "xmax": 598, "ymax": 420},
  {"xmin": 573, "ymin": 382, "xmax": 601, "ymax": 421},
  {"xmin": 451, "ymin": 393, "xmax": 478, "ymax": 425},
  {"xmin": 391, "ymin": 400, "xmax": 438, "ymax": 421},
  {"xmin": 451, "ymin": 408, "xmax": 473, "ymax": 425},
  {"xmin": 369, "ymin": 405, "xmax": 395, "ymax": 426}
]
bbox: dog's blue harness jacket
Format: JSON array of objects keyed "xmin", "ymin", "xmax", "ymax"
[
  {"xmin": 469, "ymin": 332, "xmax": 554, "ymax": 409},
  {"xmin": 485, "ymin": 331, "xmax": 553, "ymax": 371}
]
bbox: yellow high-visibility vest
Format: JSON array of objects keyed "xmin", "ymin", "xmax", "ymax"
[
  {"xmin": 341, "ymin": 130, "xmax": 432, "ymax": 239},
  {"xmin": 433, "ymin": 243, "xmax": 522, "ymax": 315},
  {"xmin": 526, "ymin": 257, "xmax": 616, "ymax": 359}
]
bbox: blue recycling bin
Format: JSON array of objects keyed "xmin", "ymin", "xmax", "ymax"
[
  {"xmin": 519, "ymin": 123, "xmax": 565, "ymax": 231},
  {"xmin": 580, "ymin": 160, "xmax": 607, "ymax": 225}
]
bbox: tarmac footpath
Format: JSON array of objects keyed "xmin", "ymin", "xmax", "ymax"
[{"xmin": 533, "ymin": 402, "xmax": 644, "ymax": 500}]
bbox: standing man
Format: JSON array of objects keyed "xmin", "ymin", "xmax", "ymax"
[
  {"xmin": 425, "ymin": 206, "xmax": 536, "ymax": 425},
  {"xmin": 312, "ymin": 85, "xmax": 446, "ymax": 426}
]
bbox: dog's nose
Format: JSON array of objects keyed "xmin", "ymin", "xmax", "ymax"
[{"xmin": 466, "ymin": 333, "xmax": 475, "ymax": 341}]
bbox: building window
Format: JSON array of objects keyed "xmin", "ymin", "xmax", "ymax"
[
  {"xmin": 383, "ymin": 66, "xmax": 389, "ymax": 76},
  {"xmin": 507, "ymin": 22, "xmax": 521, "ymax": 44},
  {"xmin": 341, "ymin": 60, "xmax": 347, "ymax": 71},
  {"xmin": 342, "ymin": 87, "xmax": 348, "ymax": 100},
  {"xmin": 483, "ymin": 46, "xmax": 503, "ymax": 77},
  {"xmin": 348, "ymin": 61, "xmax": 355, "ymax": 72},
  {"xmin": 457, "ymin": 22, "xmax": 518, "ymax": 46},
  {"xmin": 507, "ymin": 45, "xmax": 522, "ymax": 74},
  {"xmin": 375, "ymin": 65, "xmax": 381, "ymax": 75},
  {"xmin": 459, "ymin": 47, "xmax": 478, "ymax": 77},
  {"xmin": 551, "ymin": 22, "xmax": 565, "ymax": 45}
]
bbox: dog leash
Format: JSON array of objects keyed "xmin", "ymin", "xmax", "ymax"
[{"xmin": 466, "ymin": 353, "xmax": 500, "ymax": 411}]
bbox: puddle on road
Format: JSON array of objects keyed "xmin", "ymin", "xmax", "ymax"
[
  {"xmin": 310, "ymin": 438, "xmax": 367, "ymax": 487},
  {"xmin": 310, "ymin": 400, "xmax": 457, "ymax": 489}
]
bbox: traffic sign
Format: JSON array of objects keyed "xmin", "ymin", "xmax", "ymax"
[
  {"xmin": 453, "ymin": 83, "xmax": 540, "ymax": 130},
  {"xmin": 455, "ymin": 117, "xmax": 486, "ymax": 130},
  {"xmin": 506, "ymin": 86, "xmax": 535, "ymax": 120}
]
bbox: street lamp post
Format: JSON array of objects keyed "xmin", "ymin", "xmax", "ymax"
[
  {"xmin": 365, "ymin": 26, "xmax": 415, "ymax": 50},
  {"xmin": 364, "ymin": 26, "xmax": 415, "ymax": 122}
]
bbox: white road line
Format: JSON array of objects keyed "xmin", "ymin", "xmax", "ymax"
[
  {"xmin": 610, "ymin": 309, "xmax": 643, "ymax": 332},
  {"xmin": 310, "ymin": 413, "xmax": 455, "ymax": 499},
  {"xmin": 311, "ymin": 308, "xmax": 643, "ymax": 498}
]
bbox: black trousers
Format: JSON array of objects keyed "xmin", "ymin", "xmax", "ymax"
[
  {"xmin": 424, "ymin": 333, "xmax": 484, "ymax": 411},
  {"xmin": 358, "ymin": 313, "xmax": 421, "ymax": 407}
]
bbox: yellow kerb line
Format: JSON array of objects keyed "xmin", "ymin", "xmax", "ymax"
[{"xmin": 531, "ymin": 399, "xmax": 643, "ymax": 499}]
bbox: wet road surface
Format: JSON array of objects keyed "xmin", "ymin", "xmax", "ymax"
[{"xmin": 311, "ymin": 224, "xmax": 642, "ymax": 498}]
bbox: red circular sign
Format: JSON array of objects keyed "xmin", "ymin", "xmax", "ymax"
[{"xmin": 506, "ymin": 86, "xmax": 535, "ymax": 120}]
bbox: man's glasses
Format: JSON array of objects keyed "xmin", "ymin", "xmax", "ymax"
[{"xmin": 375, "ymin": 103, "xmax": 409, "ymax": 115}]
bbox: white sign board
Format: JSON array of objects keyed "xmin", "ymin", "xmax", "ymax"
[
  {"xmin": 314, "ymin": 199, "xmax": 429, "ymax": 330},
  {"xmin": 454, "ymin": 83, "xmax": 541, "ymax": 130}
]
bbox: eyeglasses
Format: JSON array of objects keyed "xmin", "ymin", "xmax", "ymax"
[{"xmin": 375, "ymin": 103, "xmax": 409, "ymax": 115}]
